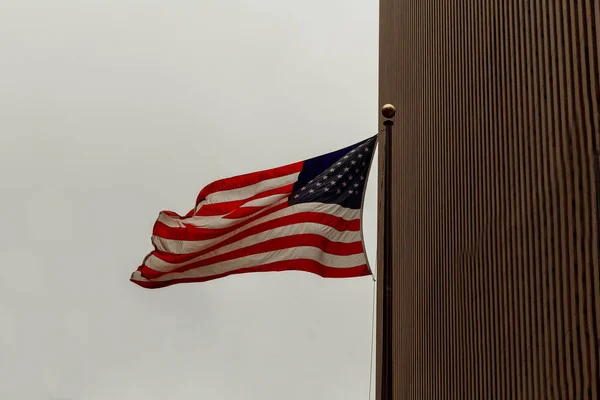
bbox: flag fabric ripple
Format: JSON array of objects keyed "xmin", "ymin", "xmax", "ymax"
[{"xmin": 130, "ymin": 135, "xmax": 378, "ymax": 289}]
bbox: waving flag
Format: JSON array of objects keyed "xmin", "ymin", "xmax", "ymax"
[{"xmin": 130, "ymin": 135, "xmax": 377, "ymax": 288}]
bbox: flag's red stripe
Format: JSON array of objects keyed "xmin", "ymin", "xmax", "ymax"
[
  {"xmin": 153, "ymin": 213, "xmax": 361, "ymax": 264},
  {"xmin": 141, "ymin": 234, "xmax": 364, "ymax": 279},
  {"xmin": 132, "ymin": 260, "xmax": 370, "ymax": 289},
  {"xmin": 152, "ymin": 201, "xmax": 289, "ymax": 241},
  {"xmin": 160, "ymin": 208, "xmax": 196, "ymax": 219},
  {"xmin": 153, "ymin": 209, "xmax": 360, "ymax": 244},
  {"xmin": 195, "ymin": 162, "xmax": 303, "ymax": 205},
  {"xmin": 223, "ymin": 206, "xmax": 265, "ymax": 219},
  {"xmin": 194, "ymin": 184, "xmax": 293, "ymax": 217}
]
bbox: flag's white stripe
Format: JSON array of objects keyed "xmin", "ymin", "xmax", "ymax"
[
  {"xmin": 157, "ymin": 212, "xmax": 217, "ymax": 228},
  {"xmin": 159, "ymin": 197, "xmax": 289, "ymax": 229},
  {"xmin": 146, "ymin": 224, "xmax": 362, "ymax": 272},
  {"xmin": 203, "ymin": 172, "xmax": 300, "ymax": 205},
  {"xmin": 132, "ymin": 247, "xmax": 367, "ymax": 282},
  {"xmin": 160, "ymin": 193, "xmax": 288, "ymax": 230},
  {"xmin": 152, "ymin": 202, "xmax": 361, "ymax": 254},
  {"xmin": 242, "ymin": 193, "xmax": 289, "ymax": 208}
]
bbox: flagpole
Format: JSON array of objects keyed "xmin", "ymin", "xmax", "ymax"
[{"xmin": 381, "ymin": 103, "xmax": 396, "ymax": 400}]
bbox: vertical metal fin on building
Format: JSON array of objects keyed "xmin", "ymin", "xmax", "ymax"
[{"xmin": 377, "ymin": 0, "xmax": 600, "ymax": 398}]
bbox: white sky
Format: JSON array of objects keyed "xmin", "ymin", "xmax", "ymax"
[{"xmin": 0, "ymin": 1, "xmax": 379, "ymax": 399}]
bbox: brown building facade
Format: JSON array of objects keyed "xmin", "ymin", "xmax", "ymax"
[{"xmin": 376, "ymin": 1, "xmax": 600, "ymax": 398}]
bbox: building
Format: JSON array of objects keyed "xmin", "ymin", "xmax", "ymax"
[{"xmin": 376, "ymin": 1, "xmax": 600, "ymax": 398}]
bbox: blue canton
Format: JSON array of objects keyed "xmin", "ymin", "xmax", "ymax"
[{"xmin": 289, "ymin": 135, "xmax": 377, "ymax": 209}]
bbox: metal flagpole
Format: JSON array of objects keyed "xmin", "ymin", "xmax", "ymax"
[{"xmin": 381, "ymin": 103, "xmax": 396, "ymax": 400}]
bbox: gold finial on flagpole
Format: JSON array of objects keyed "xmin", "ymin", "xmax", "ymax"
[{"xmin": 381, "ymin": 104, "xmax": 396, "ymax": 119}]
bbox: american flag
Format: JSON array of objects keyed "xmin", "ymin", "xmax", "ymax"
[{"xmin": 130, "ymin": 135, "xmax": 378, "ymax": 289}]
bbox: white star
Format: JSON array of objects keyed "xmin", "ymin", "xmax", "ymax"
[
  {"xmin": 337, "ymin": 162, "xmax": 342, "ymax": 166},
  {"xmin": 355, "ymin": 169, "xmax": 360, "ymax": 173},
  {"xmin": 324, "ymin": 187, "xmax": 329, "ymax": 192},
  {"xmin": 351, "ymin": 160, "xmax": 356, "ymax": 165},
  {"xmin": 329, "ymin": 168, "xmax": 335, "ymax": 173},
  {"xmin": 342, "ymin": 182, "xmax": 347, "ymax": 187},
  {"xmin": 301, "ymin": 187, "xmax": 306, "ymax": 190},
  {"xmin": 354, "ymin": 183, "xmax": 359, "ymax": 188},
  {"xmin": 309, "ymin": 189, "xmax": 315, "ymax": 193},
  {"xmin": 331, "ymin": 180, "xmax": 336, "ymax": 185},
  {"xmin": 358, "ymin": 154, "xmax": 363, "ymax": 158},
  {"xmin": 337, "ymin": 174, "xmax": 343, "ymax": 179},
  {"xmin": 323, "ymin": 175, "xmax": 328, "ymax": 180},
  {"xmin": 360, "ymin": 176, "xmax": 364, "ymax": 180},
  {"xmin": 349, "ymin": 175, "xmax": 353, "ymax": 180},
  {"xmin": 344, "ymin": 155, "xmax": 349, "ymax": 159},
  {"xmin": 348, "ymin": 190, "xmax": 353, "ymax": 194},
  {"xmin": 344, "ymin": 167, "xmax": 350, "ymax": 172},
  {"xmin": 337, "ymin": 189, "xmax": 342, "ymax": 194},
  {"xmin": 294, "ymin": 194, "xmax": 300, "ymax": 198},
  {"xmin": 364, "ymin": 147, "xmax": 369, "ymax": 152},
  {"xmin": 362, "ymin": 162, "xmax": 366, "ymax": 166},
  {"xmin": 350, "ymin": 149, "xmax": 355, "ymax": 153},
  {"xmin": 316, "ymin": 182, "xmax": 321, "ymax": 186}
]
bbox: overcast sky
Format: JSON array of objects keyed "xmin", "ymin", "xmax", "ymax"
[{"xmin": 0, "ymin": 1, "xmax": 379, "ymax": 399}]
